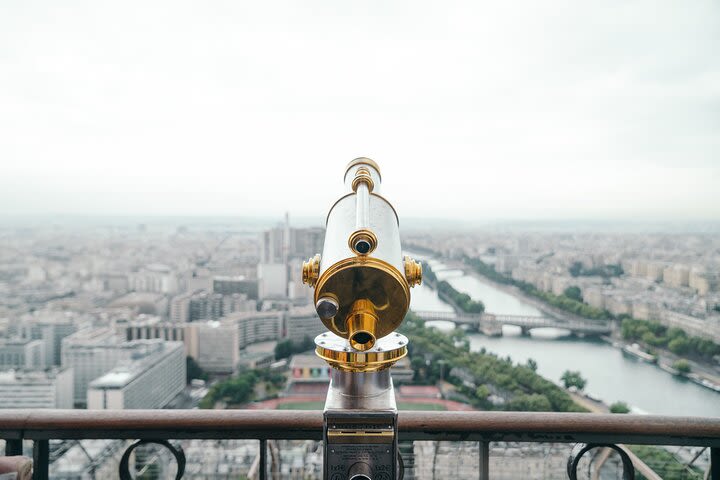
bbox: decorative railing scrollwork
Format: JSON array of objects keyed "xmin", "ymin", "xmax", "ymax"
[
  {"xmin": 0, "ymin": 410, "xmax": 716, "ymax": 480},
  {"xmin": 119, "ymin": 439, "xmax": 186, "ymax": 480},
  {"xmin": 567, "ymin": 443, "xmax": 635, "ymax": 480}
]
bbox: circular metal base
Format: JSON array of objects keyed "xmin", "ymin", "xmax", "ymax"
[{"xmin": 315, "ymin": 331, "xmax": 408, "ymax": 372}]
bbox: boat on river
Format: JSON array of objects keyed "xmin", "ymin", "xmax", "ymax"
[{"xmin": 622, "ymin": 343, "xmax": 657, "ymax": 363}]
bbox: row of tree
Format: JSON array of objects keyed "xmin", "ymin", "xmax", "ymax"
[
  {"xmin": 199, "ymin": 370, "xmax": 259, "ymax": 408},
  {"xmin": 463, "ymin": 254, "xmax": 720, "ymax": 365},
  {"xmin": 463, "ymin": 256, "xmax": 612, "ymax": 320},
  {"xmin": 199, "ymin": 368, "xmax": 286, "ymax": 409},
  {"xmin": 421, "ymin": 261, "xmax": 438, "ymax": 284},
  {"xmin": 568, "ymin": 261, "xmax": 623, "ymax": 278},
  {"xmin": 436, "ymin": 280, "xmax": 486, "ymax": 314},
  {"xmin": 464, "ymin": 254, "xmax": 720, "ymax": 365},
  {"xmin": 621, "ymin": 317, "xmax": 720, "ymax": 362},
  {"xmin": 422, "ymin": 261, "xmax": 485, "ymax": 314},
  {"xmin": 401, "ymin": 313, "xmax": 586, "ymax": 412},
  {"xmin": 275, "ymin": 336, "xmax": 315, "ymax": 360}
]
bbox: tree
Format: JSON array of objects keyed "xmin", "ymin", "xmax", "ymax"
[
  {"xmin": 568, "ymin": 262, "xmax": 583, "ymax": 277},
  {"xmin": 200, "ymin": 370, "xmax": 259, "ymax": 408},
  {"xmin": 526, "ymin": 358, "xmax": 538, "ymax": 372},
  {"xmin": 275, "ymin": 336, "xmax": 316, "ymax": 360},
  {"xmin": 186, "ymin": 356, "xmax": 208, "ymax": 383},
  {"xmin": 672, "ymin": 359, "xmax": 691, "ymax": 375},
  {"xmin": 563, "ymin": 286, "xmax": 583, "ymax": 302},
  {"xmin": 475, "ymin": 384, "xmax": 490, "ymax": 400},
  {"xmin": 667, "ymin": 336, "xmax": 690, "ymax": 355},
  {"xmin": 610, "ymin": 401, "xmax": 630, "ymax": 414},
  {"xmin": 411, "ymin": 357, "xmax": 427, "ymax": 382},
  {"xmin": 506, "ymin": 393, "xmax": 552, "ymax": 411},
  {"xmin": 274, "ymin": 339, "xmax": 294, "ymax": 360},
  {"xmin": 561, "ymin": 370, "xmax": 587, "ymax": 390}
]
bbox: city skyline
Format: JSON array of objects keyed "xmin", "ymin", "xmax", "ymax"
[
  {"xmin": 1, "ymin": 0, "xmax": 719, "ymax": 220},
  {"xmin": 1, "ymin": 2, "xmax": 719, "ymax": 477},
  {"xmin": 1, "ymin": 213, "xmax": 719, "ymax": 476}
]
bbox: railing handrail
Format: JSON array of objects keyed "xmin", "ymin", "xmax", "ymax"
[{"xmin": 1, "ymin": 410, "xmax": 718, "ymax": 446}]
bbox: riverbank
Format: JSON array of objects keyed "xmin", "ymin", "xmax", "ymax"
[
  {"xmin": 451, "ymin": 259, "xmax": 720, "ymax": 395},
  {"xmin": 607, "ymin": 336, "xmax": 720, "ymax": 393},
  {"xmin": 449, "ymin": 258, "xmax": 604, "ymax": 324},
  {"xmin": 402, "ymin": 314, "xmax": 588, "ymax": 413}
]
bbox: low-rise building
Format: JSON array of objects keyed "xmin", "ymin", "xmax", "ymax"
[
  {"xmin": 289, "ymin": 354, "xmax": 331, "ymax": 382},
  {"xmin": 285, "ymin": 306, "xmax": 325, "ymax": 344},
  {"xmin": 169, "ymin": 291, "xmax": 194, "ymax": 323},
  {"xmin": 127, "ymin": 263, "xmax": 178, "ymax": 294},
  {"xmin": 664, "ymin": 264, "xmax": 690, "ymax": 288},
  {"xmin": 0, "ymin": 338, "xmax": 45, "ymax": 370},
  {"xmin": 108, "ymin": 292, "xmax": 168, "ymax": 318},
  {"xmin": 659, "ymin": 311, "xmax": 720, "ymax": 343},
  {"xmin": 213, "ymin": 276, "xmax": 258, "ymax": 300},
  {"xmin": 690, "ymin": 270, "xmax": 719, "ymax": 296},
  {"xmin": 0, "ymin": 367, "xmax": 74, "ymax": 409},
  {"xmin": 605, "ymin": 294, "xmax": 632, "ymax": 317},
  {"xmin": 583, "ymin": 287, "xmax": 605, "ymax": 310},
  {"xmin": 12, "ymin": 314, "xmax": 77, "ymax": 367},
  {"xmin": 192, "ymin": 320, "xmax": 240, "ymax": 375},
  {"xmin": 224, "ymin": 311, "xmax": 283, "ymax": 348},
  {"xmin": 61, "ymin": 327, "xmax": 121, "ymax": 406},
  {"xmin": 172, "ymin": 290, "xmax": 257, "ymax": 322},
  {"xmin": 257, "ymin": 263, "xmax": 288, "ymax": 299},
  {"xmin": 87, "ymin": 340, "xmax": 185, "ymax": 409}
]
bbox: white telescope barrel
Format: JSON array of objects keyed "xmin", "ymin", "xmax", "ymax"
[
  {"xmin": 320, "ymin": 161, "xmax": 404, "ymax": 282},
  {"xmin": 355, "ymin": 181, "xmax": 370, "ymax": 232},
  {"xmin": 302, "ymin": 158, "xmax": 420, "ymax": 347}
]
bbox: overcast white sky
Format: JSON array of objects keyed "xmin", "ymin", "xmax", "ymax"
[{"xmin": 1, "ymin": 0, "xmax": 718, "ymax": 222}]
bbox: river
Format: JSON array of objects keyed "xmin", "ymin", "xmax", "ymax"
[{"xmin": 408, "ymin": 256, "xmax": 720, "ymax": 417}]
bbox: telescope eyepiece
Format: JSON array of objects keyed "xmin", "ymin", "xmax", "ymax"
[
  {"xmin": 355, "ymin": 239, "xmax": 371, "ymax": 254},
  {"xmin": 315, "ymin": 297, "xmax": 339, "ymax": 320}
]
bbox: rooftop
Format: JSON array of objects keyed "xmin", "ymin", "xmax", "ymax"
[
  {"xmin": 89, "ymin": 340, "xmax": 183, "ymax": 389},
  {"xmin": 289, "ymin": 354, "xmax": 326, "ymax": 369},
  {"xmin": 0, "ymin": 368, "xmax": 70, "ymax": 385}
]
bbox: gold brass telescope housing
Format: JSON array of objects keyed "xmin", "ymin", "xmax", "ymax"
[
  {"xmin": 302, "ymin": 158, "xmax": 421, "ymax": 480},
  {"xmin": 302, "ymin": 158, "xmax": 422, "ymax": 368}
]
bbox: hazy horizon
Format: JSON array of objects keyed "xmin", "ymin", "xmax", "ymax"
[
  {"xmin": 1, "ymin": 0, "xmax": 719, "ymax": 220},
  {"xmin": 2, "ymin": 213, "xmax": 720, "ymax": 235}
]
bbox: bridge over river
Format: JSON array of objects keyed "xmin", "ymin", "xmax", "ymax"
[{"xmin": 412, "ymin": 310, "xmax": 613, "ymax": 336}]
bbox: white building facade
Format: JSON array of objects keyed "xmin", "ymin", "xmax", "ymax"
[
  {"xmin": 193, "ymin": 321, "xmax": 240, "ymax": 374},
  {"xmin": 87, "ymin": 340, "xmax": 185, "ymax": 409},
  {"xmin": 61, "ymin": 328, "xmax": 121, "ymax": 406},
  {"xmin": 0, "ymin": 368, "xmax": 74, "ymax": 409}
]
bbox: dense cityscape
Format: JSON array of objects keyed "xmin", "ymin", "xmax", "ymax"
[
  {"xmin": 1, "ymin": 217, "xmax": 719, "ymax": 478},
  {"xmin": 407, "ymin": 229, "xmax": 720, "ymax": 342}
]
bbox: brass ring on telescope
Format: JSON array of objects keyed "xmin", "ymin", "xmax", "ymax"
[
  {"xmin": 301, "ymin": 254, "xmax": 321, "ymax": 286},
  {"xmin": 314, "ymin": 256, "xmax": 410, "ymax": 338},
  {"xmin": 348, "ymin": 229, "xmax": 378, "ymax": 256},
  {"xmin": 351, "ymin": 167, "xmax": 375, "ymax": 192},
  {"xmin": 315, "ymin": 343, "xmax": 407, "ymax": 372},
  {"xmin": 315, "ymin": 332, "xmax": 408, "ymax": 372},
  {"xmin": 344, "ymin": 157, "xmax": 382, "ymax": 183}
]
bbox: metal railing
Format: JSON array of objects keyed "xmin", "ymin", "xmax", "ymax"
[{"xmin": 1, "ymin": 410, "xmax": 718, "ymax": 479}]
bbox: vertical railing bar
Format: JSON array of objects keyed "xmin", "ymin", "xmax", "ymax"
[
  {"xmin": 5, "ymin": 439, "xmax": 23, "ymax": 456},
  {"xmin": 32, "ymin": 440, "xmax": 49, "ymax": 480},
  {"xmin": 711, "ymin": 447, "xmax": 719, "ymax": 480},
  {"xmin": 259, "ymin": 438, "xmax": 267, "ymax": 480},
  {"xmin": 479, "ymin": 441, "xmax": 489, "ymax": 480}
]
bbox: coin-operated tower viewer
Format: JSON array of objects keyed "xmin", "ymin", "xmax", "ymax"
[{"xmin": 302, "ymin": 158, "xmax": 422, "ymax": 480}]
